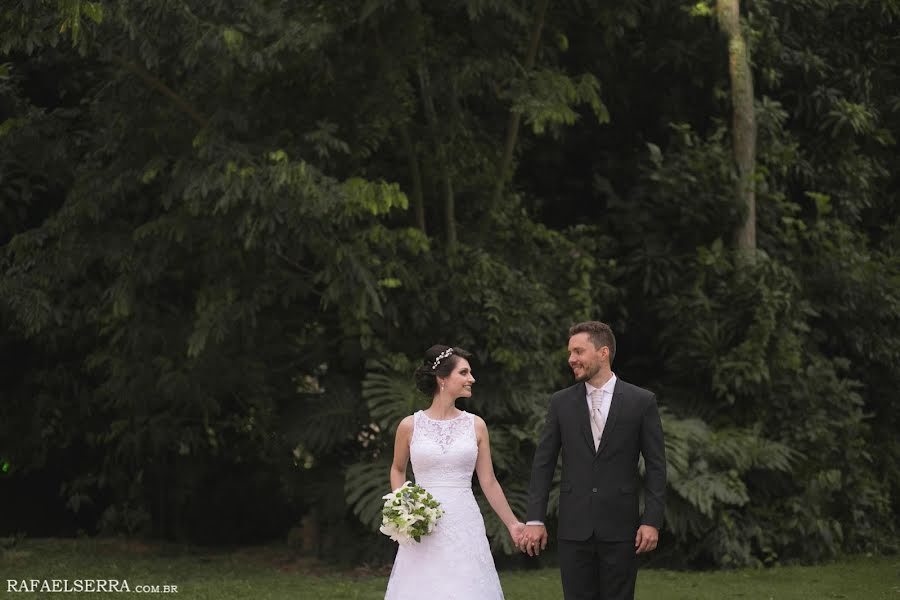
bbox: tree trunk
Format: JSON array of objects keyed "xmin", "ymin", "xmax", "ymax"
[
  {"xmin": 443, "ymin": 177, "xmax": 456, "ymax": 247},
  {"xmin": 492, "ymin": 0, "xmax": 551, "ymax": 208},
  {"xmin": 418, "ymin": 60, "xmax": 457, "ymax": 248},
  {"xmin": 717, "ymin": 0, "xmax": 757, "ymax": 253},
  {"xmin": 399, "ymin": 125, "xmax": 426, "ymax": 234}
]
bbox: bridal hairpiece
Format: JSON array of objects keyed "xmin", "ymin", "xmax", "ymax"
[{"xmin": 431, "ymin": 348, "xmax": 454, "ymax": 370}]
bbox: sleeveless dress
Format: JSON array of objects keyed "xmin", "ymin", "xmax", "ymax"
[{"xmin": 384, "ymin": 410, "xmax": 505, "ymax": 600}]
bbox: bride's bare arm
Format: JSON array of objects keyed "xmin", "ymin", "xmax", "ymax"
[
  {"xmin": 389, "ymin": 416, "xmax": 414, "ymax": 491},
  {"xmin": 474, "ymin": 416, "xmax": 521, "ymax": 533}
]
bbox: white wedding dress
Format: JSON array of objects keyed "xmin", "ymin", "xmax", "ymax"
[{"xmin": 384, "ymin": 410, "xmax": 504, "ymax": 600}]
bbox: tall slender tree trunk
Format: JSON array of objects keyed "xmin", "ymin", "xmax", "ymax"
[
  {"xmin": 492, "ymin": 0, "xmax": 551, "ymax": 208},
  {"xmin": 418, "ymin": 60, "xmax": 457, "ymax": 248},
  {"xmin": 443, "ymin": 178, "xmax": 456, "ymax": 247},
  {"xmin": 717, "ymin": 0, "xmax": 757, "ymax": 253},
  {"xmin": 399, "ymin": 125, "xmax": 426, "ymax": 234}
]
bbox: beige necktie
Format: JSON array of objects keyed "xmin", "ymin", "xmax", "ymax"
[{"xmin": 590, "ymin": 389, "xmax": 604, "ymax": 451}]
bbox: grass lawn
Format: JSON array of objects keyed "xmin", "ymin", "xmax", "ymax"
[{"xmin": 1, "ymin": 538, "xmax": 897, "ymax": 599}]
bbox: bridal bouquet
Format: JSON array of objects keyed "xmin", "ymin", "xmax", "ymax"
[{"xmin": 379, "ymin": 481, "xmax": 444, "ymax": 545}]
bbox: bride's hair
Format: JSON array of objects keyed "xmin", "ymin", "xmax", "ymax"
[{"xmin": 413, "ymin": 344, "xmax": 472, "ymax": 395}]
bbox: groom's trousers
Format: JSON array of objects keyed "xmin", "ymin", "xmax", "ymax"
[{"xmin": 557, "ymin": 537, "xmax": 637, "ymax": 600}]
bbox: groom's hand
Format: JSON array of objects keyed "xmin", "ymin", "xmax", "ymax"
[
  {"xmin": 520, "ymin": 524, "xmax": 548, "ymax": 556},
  {"xmin": 634, "ymin": 524, "xmax": 659, "ymax": 554}
]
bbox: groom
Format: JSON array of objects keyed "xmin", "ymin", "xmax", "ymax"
[{"xmin": 520, "ymin": 321, "xmax": 666, "ymax": 600}]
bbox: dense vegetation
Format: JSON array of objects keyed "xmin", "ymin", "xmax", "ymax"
[{"xmin": 1, "ymin": 0, "xmax": 897, "ymax": 568}]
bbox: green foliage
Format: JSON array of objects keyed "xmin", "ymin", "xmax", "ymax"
[{"xmin": 509, "ymin": 69, "xmax": 610, "ymax": 135}]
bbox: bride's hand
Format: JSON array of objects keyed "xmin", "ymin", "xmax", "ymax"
[{"xmin": 507, "ymin": 521, "xmax": 526, "ymax": 545}]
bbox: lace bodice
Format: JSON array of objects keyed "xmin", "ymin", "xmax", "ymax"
[{"xmin": 410, "ymin": 410, "xmax": 477, "ymax": 489}]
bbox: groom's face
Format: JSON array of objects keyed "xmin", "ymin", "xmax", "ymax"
[{"xmin": 567, "ymin": 333, "xmax": 604, "ymax": 382}]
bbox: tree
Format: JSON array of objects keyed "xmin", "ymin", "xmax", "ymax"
[{"xmin": 716, "ymin": 0, "xmax": 757, "ymax": 252}]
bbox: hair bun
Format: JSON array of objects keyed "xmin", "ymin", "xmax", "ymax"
[{"xmin": 413, "ymin": 365, "xmax": 437, "ymax": 395}]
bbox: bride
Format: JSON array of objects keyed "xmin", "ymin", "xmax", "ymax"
[{"xmin": 384, "ymin": 345, "xmax": 525, "ymax": 599}]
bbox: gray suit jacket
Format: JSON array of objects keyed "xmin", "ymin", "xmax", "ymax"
[{"xmin": 525, "ymin": 378, "xmax": 666, "ymax": 541}]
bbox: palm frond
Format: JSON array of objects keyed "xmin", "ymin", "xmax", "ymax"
[
  {"xmin": 362, "ymin": 357, "xmax": 422, "ymax": 435},
  {"xmin": 289, "ymin": 376, "xmax": 361, "ymax": 453},
  {"xmin": 344, "ymin": 457, "xmax": 393, "ymax": 531},
  {"xmin": 671, "ymin": 471, "xmax": 749, "ymax": 517}
]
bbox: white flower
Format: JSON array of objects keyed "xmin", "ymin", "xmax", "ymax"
[
  {"xmin": 379, "ymin": 522, "xmax": 409, "ymax": 545},
  {"xmin": 379, "ymin": 481, "xmax": 444, "ymax": 545}
]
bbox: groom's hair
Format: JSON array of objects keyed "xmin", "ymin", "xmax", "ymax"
[{"xmin": 569, "ymin": 321, "xmax": 616, "ymax": 364}]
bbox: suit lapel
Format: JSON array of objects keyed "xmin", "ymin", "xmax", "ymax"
[
  {"xmin": 596, "ymin": 379, "xmax": 624, "ymax": 458},
  {"xmin": 575, "ymin": 384, "xmax": 594, "ymax": 453}
]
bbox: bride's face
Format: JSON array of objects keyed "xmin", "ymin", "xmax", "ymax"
[{"xmin": 440, "ymin": 358, "xmax": 475, "ymax": 399}]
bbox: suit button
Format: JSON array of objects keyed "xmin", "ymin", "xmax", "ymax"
[{"xmin": 592, "ymin": 488, "xmax": 597, "ymax": 493}]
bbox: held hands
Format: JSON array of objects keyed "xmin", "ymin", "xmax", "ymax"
[
  {"xmin": 516, "ymin": 524, "xmax": 548, "ymax": 556},
  {"xmin": 635, "ymin": 524, "xmax": 659, "ymax": 554},
  {"xmin": 513, "ymin": 523, "xmax": 656, "ymax": 554},
  {"xmin": 507, "ymin": 522, "xmax": 526, "ymax": 546}
]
